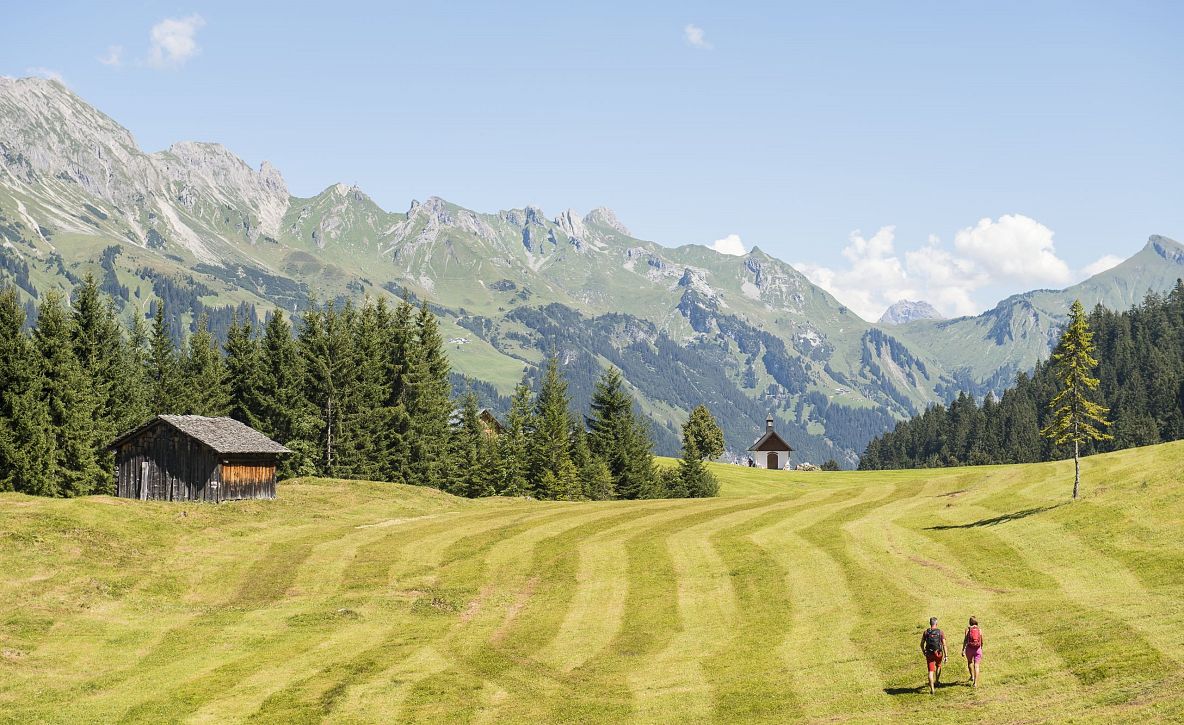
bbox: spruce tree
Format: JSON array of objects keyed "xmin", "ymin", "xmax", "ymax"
[
  {"xmin": 258, "ymin": 310, "xmax": 316, "ymax": 478},
  {"xmin": 0, "ymin": 287, "xmax": 28, "ymax": 412},
  {"xmin": 343, "ymin": 299, "xmax": 390, "ymax": 481},
  {"xmin": 626, "ymin": 416, "xmax": 658, "ymax": 498},
  {"xmin": 330, "ymin": 301, "xmax": 361, "ymax": 476},
  {"xmin": 571, "ymin": 418, "xmax": 617, "ymax": 500},
  {"xmin": 588, "ymin": 366, "xmax": 654, "ymax": 499},
  {"xmin": 184, "ymin": 314, "xmax": 231, "ymax": 417},
  {"xmin": 118, "ymin": 313, "xmax": 152, "ymax": 430},
  {"xmin": 33, "ymin": 291, "xmax": 104, "ymax": 496},
  {"xmin": 1041, "ymin": 299, "xmax": 1112, "ymax": 498},
  {"xmin": 0, "ymin": 287, "xmax": 55, "ymax": 494},
  {"xmin": 583, "ymin": 458, "xmax": 614, "ymax": 501},
  {"xmin": 499, "ymin": 380, "xmax": 534, "ymax": 496},
  {"xmin": 450, "ymin": 391, "xmax": 491, "ymax": 497},
  {"xmin": 376, "ymin": 299, "xmax": 416, "ymax": 484},
  {"xmin": 298, "ymin": 301, "xmax": 356, "ymax": 477},
  {"xmin": 405, "ymin": 302, "xmax": 453, "ymax": 488},
  {"xmin": 224, "ymin": 315, "xmax": 265, "ymax": 428},
  {"xmin": 0, "ymin": 385, "xmax": 58, "ymax": 495},
  {"xmin": 480, "ymin": 420, "xmax": 507, "ymax": 497},
  {"xmin": 148, "ymin": 303, "xmax": 185, "ymax": 413},
  {"xmin": 569, "ymin": 417, "xmax": 591, "ymax": 472},
  {"xmin": 69, "ymin": 275, "xmax": 125, "ymax": 457},
  {"xmin": 529, "ymin": 355, "xmax": 579, "ymax": 499}
]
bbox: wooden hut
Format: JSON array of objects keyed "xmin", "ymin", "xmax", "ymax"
[
  {"xmin": 477, "ymin": 409, "xmax": 504, "ymax": 437},
  {"xmin": 449, "ymin": 407, "xmax": 505, "ymax": 438},
  {"xmin": 109, "ymin": 415, "xmax": 290, "ymax": 502},
  {"xmin": 747, "ymin": 414, "xmax": 794, "ymax": 470}
]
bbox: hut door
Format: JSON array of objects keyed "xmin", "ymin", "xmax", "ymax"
[
  {"xmin": 767, "ymin": 452, "xmax": 778, "ymax": 470},
  {"xmin": 139, "ymin": 461, "xmax": 149, "ymax": 500}
]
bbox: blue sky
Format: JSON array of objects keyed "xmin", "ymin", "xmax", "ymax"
[{"xmin": 5, "ymin": 1, "xmax": 1183, "ymax": 319}]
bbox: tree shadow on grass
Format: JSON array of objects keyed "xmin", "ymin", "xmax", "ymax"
[{"xmin": 925, "ymin": 504, "xmax": 1064, "ymax": 530}]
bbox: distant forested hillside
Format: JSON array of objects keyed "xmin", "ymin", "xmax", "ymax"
[{"xmin": 860, "ymin": 282, "xmax": 1184, "ymax": 469}]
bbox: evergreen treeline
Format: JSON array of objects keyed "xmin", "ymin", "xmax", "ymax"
[
  {"xmin": 860, "ymin": 283, "xmax": 1184, "ymax": 469},
  {"xmin": 0, "ymin": 277, "xmax": 718, "ymax": 501}
]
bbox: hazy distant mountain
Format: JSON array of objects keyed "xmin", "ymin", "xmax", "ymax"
[
  {"xmin": 2, "ymin": 76, "xmax": 1181, "ymax": 464},
  {"xmin": 879, "ymin": 300, "xmax": 943, "ymax": 325},
  {"xmin": 888, "ymin": 235, "xmax": 1184, "ymax": 394}
]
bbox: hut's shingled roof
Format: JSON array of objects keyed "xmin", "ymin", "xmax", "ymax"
[{"xmin": 111, "ymin": 415, "xmax": 291, "ymax": 454}]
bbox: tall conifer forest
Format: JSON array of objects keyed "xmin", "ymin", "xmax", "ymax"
[
  {"xmin": 860, "ymin": 282, "xmax": 1184, "ymax": 469},
  {"xmin": 0, "ymin": 277, "xmax": 713, "ymax": 500}
]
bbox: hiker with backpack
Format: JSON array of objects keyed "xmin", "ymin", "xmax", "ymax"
[
  {"xmin": 962, "ymin": 617, "xmax": 984, "ymax": 687},
  {"xmin": 920, "ymin": 616, "xmax": 946, "ymax": 694}
]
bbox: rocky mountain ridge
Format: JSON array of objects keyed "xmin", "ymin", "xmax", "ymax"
[{"xmin": 2, "ymin": 76, "xmax": 1181, "ymax": 464}]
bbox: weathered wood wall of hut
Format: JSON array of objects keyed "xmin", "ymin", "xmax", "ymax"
[{"xmin": 114, "ymin": 423, "xmax": 219, "ymax": 501}]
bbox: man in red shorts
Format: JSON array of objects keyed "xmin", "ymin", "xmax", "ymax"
[{"xmin": 920, "ymin": 616, "xmax": 946, "ymax": 694}]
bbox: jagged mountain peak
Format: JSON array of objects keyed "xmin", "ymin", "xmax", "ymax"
[
  {"xmin": 879, "ymin": 300, "xmax": 944, "ymax": 325},
  {"xmin": 311, "ymin": 181, "xmax": 373, "ymax": 204},
  {"xmin": 498, "ymin": 204, "xmax": 547, "ymax": 228},
  {"xmin": 154, "ymin": 141, "xmax": 289, "ymax": 237},
  {"xmin": 584, "ymin": 206, "xmax": 630, "ymax": 236},
  {"xmin": 554, "ymin": 208, "xmax": 586, "ymax": 240},
  {"xmin": 159, "ymin": 141, "xmax": 287, "ymax": 190}
]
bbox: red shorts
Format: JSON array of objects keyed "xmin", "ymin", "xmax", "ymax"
[{"xmin": 925, "ymin": 651, "xmax": 944, "ymax": 672}]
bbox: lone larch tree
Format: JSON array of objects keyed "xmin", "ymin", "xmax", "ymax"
[{"xmin": 1041, "ymin": 299, "xmax": 1112, "ymax": 498}]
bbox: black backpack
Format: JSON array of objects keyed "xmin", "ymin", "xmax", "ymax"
[{"xmin": 923, "ymin": 628, "xmax": 943, "ymax": 654}]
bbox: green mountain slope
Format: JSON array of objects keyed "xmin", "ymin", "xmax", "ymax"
[{"xmin": 2, "ymin": 76, "xmax": 1182, "ymax": 463}]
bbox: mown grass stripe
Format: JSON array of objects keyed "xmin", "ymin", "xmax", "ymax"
[
  {"xmin": 397, "ymin": 505, "xmax": 661, "ymax": 722},
  {"xmin": 340, "ymin": 508, "xmax": 519, "ymax": 591},
  {"xmin": 698, "ymin": 496, "xmax": 840, "ymax": 722},
  {"xmin": 633, "ymin": 490, "xmax": 841, "ymax": 722},
  {"xmin": 542, "ymin": 498, "xmax": 797, "ymax": 723},
  {"xmin": 749, "ymin": 486, "xmax": 887, "ymax": 721},
  {"xmin": 795, "ymin": 481, "xmax": 929, "ymax": 704},
  {"xmin": 535, "ymin": 503, "xmax": 709, "ymax": 673},
  {"xmin": 243, "ymin": 506, "xmax": 593, "ymax": 722},
  {"xmin": 187, "ymin": 510, "xmax": 542, "ymax": 722},
  {"xmin": 1001, "ymin": 599, "xmax": 1173, "ymax": 694}
]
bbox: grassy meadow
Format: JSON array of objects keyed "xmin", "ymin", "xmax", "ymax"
[{"xmin": 1, "ymin": 442, "xmax": 1182, "ymax": 723}]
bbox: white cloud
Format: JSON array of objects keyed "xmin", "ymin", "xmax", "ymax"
[
  {"xmin": 710, "ymin": 233, "xmax": 746, "ymax": 256},
  {"xmin": 98, "ymin": 45, "xmax": 124, "ymax": 67},
  {"xmin": 1081, "ymin": 254, "xmax": 1123, "ymax": 278},
  {"xmin": 797, "ymin": 214, "xmax": 1079, "ymax": 322},
  {"xmin": 798, "ymin": 227, "xmax": 922, "ymax": 321},
  {"xmin": 953, "ymin": 214, "xmax": 1071, "ymax": 286},
  {"xmin": 684, "ymin": 24, "xmax": 712, "ymax": 50},
  {"xmin": 148, "ymin": 14, "xmax": 206, "ymax": 68},
  {"xmin": 26, "ymin": 67, "xmax": 65, "ymax": 84}
]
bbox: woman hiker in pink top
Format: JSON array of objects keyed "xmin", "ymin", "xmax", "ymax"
[{"xmin": 962, "ymin": 616, "xmax": 984, "ymax": 687}]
